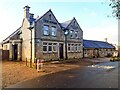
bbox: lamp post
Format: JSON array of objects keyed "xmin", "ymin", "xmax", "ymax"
[
  {"xmin": 28, "ymin": 25, "xmax": 34, "ymax": 68},
  {"xmin": 64, "ymin": 28, "xmax": 69, "ymax": 60}
]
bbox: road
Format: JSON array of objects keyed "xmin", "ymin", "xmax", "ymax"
[{"xmin": 6, "ymin": 61, "xmax": 119, "ymax": 88}]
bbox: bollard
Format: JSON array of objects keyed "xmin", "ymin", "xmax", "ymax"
[
  {"xmin": 37, "ymin": 59, "xmax": 44, "ymax": 72},
  {"xmin": 37, "ymin": 59, "xmax": 40, "ymax": 72},
  {"xmin": 26, "ymin": 58, "xmax": 27, "ymax": 66}
]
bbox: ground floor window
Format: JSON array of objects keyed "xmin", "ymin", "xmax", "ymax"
[
  {"xmin": 43, "ymin": 42, "xmax": 47, "ymax": 52},
  {"xmin": 42, "ymin": 42, "xmax": 57, "ymax": 53},
  {"xmin": 68, "ymin": 43, "xmax": 82, "ymax": 52}
]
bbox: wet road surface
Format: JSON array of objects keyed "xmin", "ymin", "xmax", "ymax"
[{"xmin": 7, "ymin": 61, "xmax": 119, "ymax": 88}]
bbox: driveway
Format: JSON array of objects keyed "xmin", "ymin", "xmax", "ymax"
[{"xmin": 6, "ymin": 60, "xmax": 119, "ymax": 88}]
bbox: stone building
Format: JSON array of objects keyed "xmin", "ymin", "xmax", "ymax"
[
  {"xmin": 1, "ymin": 5, "xmax": 83, "ymax": 62},
  {"xmin": 83, "ymin": 40, "xmax": 115, "ymax": 58}
]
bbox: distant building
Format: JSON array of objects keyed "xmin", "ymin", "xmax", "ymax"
[
  {"xmin": 1, "ymin": 5, "xmax": 83, "ymax": 62},
  {"xmin": 83, "ymin": 40, "xmax": 115, "ymax": 58}
]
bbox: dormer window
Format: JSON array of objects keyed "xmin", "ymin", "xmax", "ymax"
[
  {"xmin": 70, "ymin": 30, "xmax": 74, "ymax": 38},
  {"xmin": 43, "ymin": 25, "xmax": 49, "ymax": 35},
  {"xmin": 75, "ymin": 31, "xmax": 78, "ymax": 38}
]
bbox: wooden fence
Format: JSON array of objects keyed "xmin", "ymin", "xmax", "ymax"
[{"xmin": 2, "ymin": 50, "xmax": 9, "ymax": 60}]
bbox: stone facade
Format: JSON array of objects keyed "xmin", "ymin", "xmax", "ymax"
[
  {"xmin": 1, "ymin": 5, "xmax": 115, "ymax": 63},
  {"xmin": 1, "ymin": 6, "xmax": 83, "ymax": 63}
]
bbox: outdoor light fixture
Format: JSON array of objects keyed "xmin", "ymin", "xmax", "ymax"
[{"xmin": 64, "ymin": 28, "xmax": 69, "ymax": 60}]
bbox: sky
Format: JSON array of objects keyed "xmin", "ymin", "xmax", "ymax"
[{"xmin": 0, "ymin": 0, "xmax": 118, "ymax": 46}]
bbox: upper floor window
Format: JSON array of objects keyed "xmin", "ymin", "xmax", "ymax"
[
  {"xmin": 75, "ymin": 31, "xmax": 78, "ymax": 38},
  {"xmin": 51, "ymin": 26, "xmax": 57, "ymax": 36},
  {"xmin": 70, "ymin": 30, "xmax": 74, "ymax": 38},
  {"xmin": 43, "ymin": 25, "xmax": 49, "ymax": 35}
]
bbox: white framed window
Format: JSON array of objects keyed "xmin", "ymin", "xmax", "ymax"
[
  {"xmin": 48, "ymin": 43, "xmax": 52, "ymax": 52},
  {"xmin": 53, "ymin": 43, "xmax": 57, "ymax": 52},
  {"xmin": 75, "ymin": 31, "xmax": 78, "ymax": 38},
  {"xmin": 43, "ymin": 25, "xmax": 49, "ymax": 35},
  {"xmin": 51, "ymin": 26, "xmax": 57, "ymax": 36},
  {"xmin": 70, "ymin": 30, "xmax": 74, "ymax": 38},
  {"xmin": 42, "ymin": 42, "xmax": 58, "ymax": 53},
  {"xmin": 71, "ymin": 44, "xmax": 74, "ymax": 52},
  {"xmin": 68, "ymin": 44, "xmax": 71, "ymax": 51},
  {"xmin": 43, "ymin": 42, "xmax": 47, "ymax": 52},
  {"xmin": 78, "ymin": 44, "xmax": 81, "ymax": 51},
  {"xmin": 75, "ymin": 44, "xmax": 77, "ymax": 51}
]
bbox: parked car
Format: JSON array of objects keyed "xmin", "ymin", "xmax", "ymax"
[{"xmin": 110, "ymin": 57, "xmax": 120, "ymax": 62}]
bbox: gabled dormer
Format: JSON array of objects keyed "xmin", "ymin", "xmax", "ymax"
[
  {"xmin": 61, "ymin": 17, "xmax": 83, "ymax": 41},
  {"xmin": 35, "ymin": 9, "xmax": 63, "ymax": 40}
]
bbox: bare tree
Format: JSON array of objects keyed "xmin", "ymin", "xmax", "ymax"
[{"xmin": 109, "ymin": 0, "xmax": 120, "ymax": 19}]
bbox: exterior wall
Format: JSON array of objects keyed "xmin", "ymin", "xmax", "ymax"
[
  {"xmin": 35, "ymin": 11, "xmax": 65, "ymax": 61},
  {"xmin": 84, "ymin": 49, "xmax": 94, "ymax": 58},
  {"xmin": 68, "ymin": 52, "xmax": 83, "ymax": 59},
  {"xmin": 84, "ymin": 48, "xmax": 115, "ymax": 58},
  {"xmin": 2, "ymin": 43, "xmax": 10, "ymax": 50},
  {"xmin": 2, "ymin": 8, "xmax": 84, "ymax": 62},
  {"xmin": 21, "ymin": 18, "xmax": 33, "ymax": 61},
  {"xmin": 35, "ymin": 40, "xmax": 60, "ymax": 61},
  {"xmin": 35, "ymin": 15, "xmax": 83, "ymax": 60},
  {"xmin": 66, "ymin": 19, "xmax": 83, "ymax": 59},
  {"xmin": 2, "ymin": 50, "xmax": 9, "ymax": 60}
]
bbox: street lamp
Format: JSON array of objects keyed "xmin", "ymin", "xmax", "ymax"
[
  {"xmin": 28, "ymin": 25, "xmax": 34, "ymax": 68},
  {"xmin": 64, "ymin": 28, "xmax": 69, "ymax": 60}
]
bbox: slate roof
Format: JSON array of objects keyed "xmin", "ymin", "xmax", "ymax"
[
  {"xmin": 83, "ymin": 40, "xmax": 115, "ymax": 49},
  {"xmin": 60, "ymin": 20, "xmax": 72, "ymax": 28},
  {"xmin": 2, "ymin": 27, "xmax": 22, "ymax": 44}
]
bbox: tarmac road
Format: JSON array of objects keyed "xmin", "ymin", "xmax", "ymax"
[{"xmin": 6, "ymin": 61, "xmax": 119, "ymax": 88}]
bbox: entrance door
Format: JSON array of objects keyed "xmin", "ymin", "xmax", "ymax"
[
  {"xmin": 13, "ymin": 44, "xmax": 18, "ymax": 60},
  {"xmin": 59, "ymin": 43, "xmax": 63, "ymax": 59}
]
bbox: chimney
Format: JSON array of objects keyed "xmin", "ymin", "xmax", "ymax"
[
  {"xmin": 30, "ymin": 13, "xmax": 34, "ymax": 19},
  {"xmin": 105, "ymin": 38, "xmax": 108, "ymax": 42},
  {"xmin": 23, "ymin": 5, "xmax": 30, "ymax": 18}
]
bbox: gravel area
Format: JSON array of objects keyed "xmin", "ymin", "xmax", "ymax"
[
  {"xmin": 2, "ymin": 58, "xmax": 108, "ymax": 88},
  {"xmin": 2, "ymin": 60, "xmax": 79, "ymax": 88}
]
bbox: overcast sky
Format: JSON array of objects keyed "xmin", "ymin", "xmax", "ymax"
[{"xmin": 0, "ymin": 0, "xmax": 118, "ymax": 45}]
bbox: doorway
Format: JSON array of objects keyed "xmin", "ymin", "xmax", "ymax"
[
  {"xmin": 59, "ymin": 43, "xmax": 63, "ymax": 59},
  {"xmin": 13, "ymin": 44, "xmax": 18, "ymax": 60}
]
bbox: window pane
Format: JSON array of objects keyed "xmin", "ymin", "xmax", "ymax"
[
  {"xmin": 43, "ymin": 46, "xmax": 47, "ymax": 51},
  {"xmin": 43, "ymin": 42, "xmax": 47, "ymax": 45},
  {"xmin": 70, "ymin": 30, "xmax": 73, "ymax": 38},
  {"xmin": 71, "ymin": 44, "xmax": 74, "ymax": 51},
  {"xmin": 70, "ymin": 30, "xmax": 73, "ymax": 33},
  {"xmin": 49, "ymin": 43, "xmax": 52, "ymax": 45},
  {"xmin": 51, "ymin": 26, "xmax": 56, "ymax": 36},
  {"xmin": 68, "ymin": 44, "xmax": 70, "ymax": 51},
  {"xmin": 53, "ymin": 43, "xmax": 57, "ymax": 45},
  {"xmin": 75, "ymin": 31, "xmax": 78, "ymax": 38},
  {"xmin": 53, "ymin": 46, "xmax": 57, "ymax": 51},
  {"xmin": 48, "ymin": 46, "xmax": 52, "ymax": 51},
  {"xmin": 43, "ymin": 25, "xmax": 49, "ymax": 35},
  {"xmin": 75, "ymin": 44, "xmax": 77, "ymax": 51}
]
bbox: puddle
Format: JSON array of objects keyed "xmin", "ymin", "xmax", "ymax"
[{"xmin": 88, "ymin": 65, "xmax": 116, "ymax": 70}]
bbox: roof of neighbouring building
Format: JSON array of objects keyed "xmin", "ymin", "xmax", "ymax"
[{"xmin": 83, "ymin": 40, "xmax": 115, "ymax": 49}]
